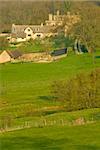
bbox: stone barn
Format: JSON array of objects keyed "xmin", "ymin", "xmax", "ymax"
[{"xmin": 0, "ymin": 50, "xmax": 22, "ymax": 64}]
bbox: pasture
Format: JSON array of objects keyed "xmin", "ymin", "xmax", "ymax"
[
  {"xmin": 0, "ymin": 53, "xmax": 100, "ymax": 120},
  {"xmin": 0, "ymin": 122, "xmax": 100, "ymax": 150},
  {"xmin": 0, "ymin": 52, "xmax": 100, "ymax": 150}
]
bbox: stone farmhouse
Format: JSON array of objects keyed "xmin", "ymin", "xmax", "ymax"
[{"xmin": 9, "ymin": 10, "xmax": 80, "ymax": 43}]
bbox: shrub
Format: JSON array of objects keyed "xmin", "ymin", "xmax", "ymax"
[
  {"xmin": 50, "ymin": 34, "xmax": 74, "ymax": 49},
  {"xmin": 0, "ymin": 115, "xmax": 13, "ymax": 129},
  {"xmin": 51, "ymin": 69, "xmax": 100, "ymax": 111},
  {"xmin": 0, "ymin": 37, "xmax": 9, "ymax": 50}
]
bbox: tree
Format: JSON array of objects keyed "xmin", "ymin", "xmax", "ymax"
[
  {"xmin": 63, "ymin": 0, "xmax": 72, "ymax": 12},
  {"xmin": 72, "ymin": 2, "xmax": 100, "ymax": 51},
  {"xmin": 51, "ymin": 69, "xmax": 100, "ymax": 111}
]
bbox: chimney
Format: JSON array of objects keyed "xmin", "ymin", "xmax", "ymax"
[
  {"xmin": 41, "ymin": 23, "xmax": 43, "ymax": 26},
  {"xmin": 12, "ymin": 24, "xmax": 15, "ymax": 27},
  {"xmin": 57, "ymin": 10, "xmax": 60, "ymax": 16},
  {"xmin": 49, "ymin": 14, "xmax": 53, "ymax": 21},
  {"xmin": 12, "ymin": 24, "xmax": 15, "ymax": 33}
]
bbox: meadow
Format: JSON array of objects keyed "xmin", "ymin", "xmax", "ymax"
[
  {"xmin": 0, "ymin": 1, "xmax": 100, "ymax": 149},
  {"xmin": 0, "ymin": 122, "xmax": 100, "ymax": 150},
  {"xmin": 0, "ymin": 53, "xmax": 100, "ymax": 120},
  {"xmin": 0, "ymin": 52, "xmax": 100, "ymax": 150},
  {"xmin": 1, "ymin": 53, "xmax": 99, "ymax": 105}
]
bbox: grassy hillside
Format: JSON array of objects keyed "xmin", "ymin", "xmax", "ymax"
[
  {"xmin": 0, "ymin": 53, "xmax": 100, "ymax": 128},
  {"xmin": 0, "ymin": 1, "xmax": 100, "ymax": 149},
  {"xmin": 0, "ymin": 122, "xmax": 100, "ymax": 150},
  {"xmin": 1, "ymin": 53, "xmax": 99, "ymax": 106}
]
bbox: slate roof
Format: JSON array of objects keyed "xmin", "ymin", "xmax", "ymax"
[
  {"xmin": 12, "ymin": 32, "xmax": 26, "ymax": 38},
  {"xmin": 6, "ymin": 50, "xmax": 22, "ymax": 59},
  {"xmin": 51, "ymin": 48, "xmax": 67, "ymax": 56},
  {"xmin": 12, "ymin": 24, "xmax": 56, "ymax": 38}
]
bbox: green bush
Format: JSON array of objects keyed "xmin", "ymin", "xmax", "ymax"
[
  {"xmin": 0, "ymin": 37, "xmax": 9, "ymax": 50},
  {"xmin": 50, "ymin": 34, "xmax": 74, "ymax": 49},
  {"xmin": 52, "ymin": 69, "xmax": 100, "ymax": 111}
]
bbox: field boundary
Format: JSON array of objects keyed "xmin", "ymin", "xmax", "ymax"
[{"xmin": 0, "ymin": 118, "xmax": 96, "ymax": 133}]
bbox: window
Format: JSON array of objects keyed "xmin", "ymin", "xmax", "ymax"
[
  {"xmin": 37, "ymin": 34, "xmax": 40, "ymax": 37},
  {"xmin": 36, "ymin": 28, "xmax": 39, "ymax": 32},
  {"xmin": 28, "ymin": 28, "xmax": 30, "ymax": 31},
  {"xmin": 28, "ymin": 34, "xmax": 31, "ymax": 36}
]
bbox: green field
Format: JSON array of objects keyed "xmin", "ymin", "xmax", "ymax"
[
  {"xmin": 0, "ymin": 1, "xmax": 100, "ymax": 149},
  {"xmin": 1, "ymin": 53, "xmax": 99, "ymax": 105},
  {"xmin": 0, "ymin": 52, "xmax": 100, "ymax": 149},
  {"xmin": 0, "ymin": 53, "xmax": 100, "ymax": 124},
  {"xmin": 0, "ymin": 122, "xmax": 100, "ymax": 150}
]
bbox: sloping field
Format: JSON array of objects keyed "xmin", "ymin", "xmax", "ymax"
[
  {"xmin": 0, "ymin": 53, "xmax": 99, "ymax": 105},
  {"xmin": 0, "ymin": 53, "xmax": 100, "ymax": 124},
  {"xmin": 0, "ymin": 52, "xmax": 100, "ymax": 150},
  {"xmin": 0, "ymin": 122, "xmax": 100, "ymax": 150}
]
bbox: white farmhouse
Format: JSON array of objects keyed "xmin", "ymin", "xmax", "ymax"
[{"xmin": 10, "ymin": 10, "xmax": 80, "ymax": 42}]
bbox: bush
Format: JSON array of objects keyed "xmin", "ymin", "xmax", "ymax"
[
  {"xmin": 50, "ymin": 34, "xmax": 74, "ymax": 49},
  {"xmin": 0, "ymin": 115, "xmax": 13, "ymax": 129},
  {"xmin": 0, "ymin": 37, "xmax": 9, "ymax": 50},
  {"xmin": 51, "ymin": 69, "xmax": 100, "ymax": 111}
]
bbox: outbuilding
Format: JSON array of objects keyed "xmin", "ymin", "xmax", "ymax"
[
  {"xmin": 51, "ymin": 48, "xmax": 67, "ymax": 56},
  {"xmin": 0, "ymin": 50, "xmax": 22, "ymax": 63}
]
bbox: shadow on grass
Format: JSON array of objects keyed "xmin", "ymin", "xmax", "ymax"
[
  {"xmin": 38, "ymin": 96, "xmax": 55, "ymax": 101},
  {"xmin": 1, "ymin": 136, "xmax": 100, "ymax": 150},
  {"xmin": 75, "ymin": 145, "xmax": 100, "ymax": 150},
  {"xmin": 1, "ymin": 136, "xmax": 69, "ymax": 150}
]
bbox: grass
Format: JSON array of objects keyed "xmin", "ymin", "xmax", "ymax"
[
  {"xmin": 1, "ymin": 53, "xmax": 99, "ymax": 105},
  {"xmin": 9, "ymin": 39, "xmax": 54, "ymax": 53},
  {"xmin": 2, "ymin": 108, "xmax": 99, "ymax": 129},
  {"xmin": 0, "ymin": 52, "xmax": 100, "ymax": 128},
  {"xmin": 19, "ymin": 40, "xmax": 45, "ymax": 53},
  {"xmin": 0, "ymin": 122, "xmax": 100, "ymax": 150},
  {"xmin": 0, "ymin": 51, "xmax": 100, "ymax": 149},
  {"xmin": 0, "ymin": 53, "xmax": 100, "ymax": 111}
]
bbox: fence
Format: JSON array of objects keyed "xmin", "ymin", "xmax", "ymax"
[{"xmin": 0, "ymin": 117, "xmax": 95, "ymax": 133}]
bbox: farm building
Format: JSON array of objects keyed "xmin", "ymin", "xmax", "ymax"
[
  {"xmin": 0, "ymin": 50, "xmax": 22, "ymax": 64},
  {"xmin": 9, "ymin": 10, "xmax": 80, "ymax": 42},
  {"xmin": 20, "ymin": 52, "xmax": 53, "ymax": 63},
  {"xmin": 51, "ymin": 48, "xmax": 67, "ymax": 56},
  {"xmin": 11, "ymin": 24, "xmax": 57, "ymax": 42}
]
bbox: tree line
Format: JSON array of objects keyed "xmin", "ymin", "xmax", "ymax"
[
  {"xmin": 0, "ymin": 0, "xmax": 67, "ymax": 33},
  {"xmin": 0, "ymin": 1, "xmax": 100, "ymax": 50}
]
